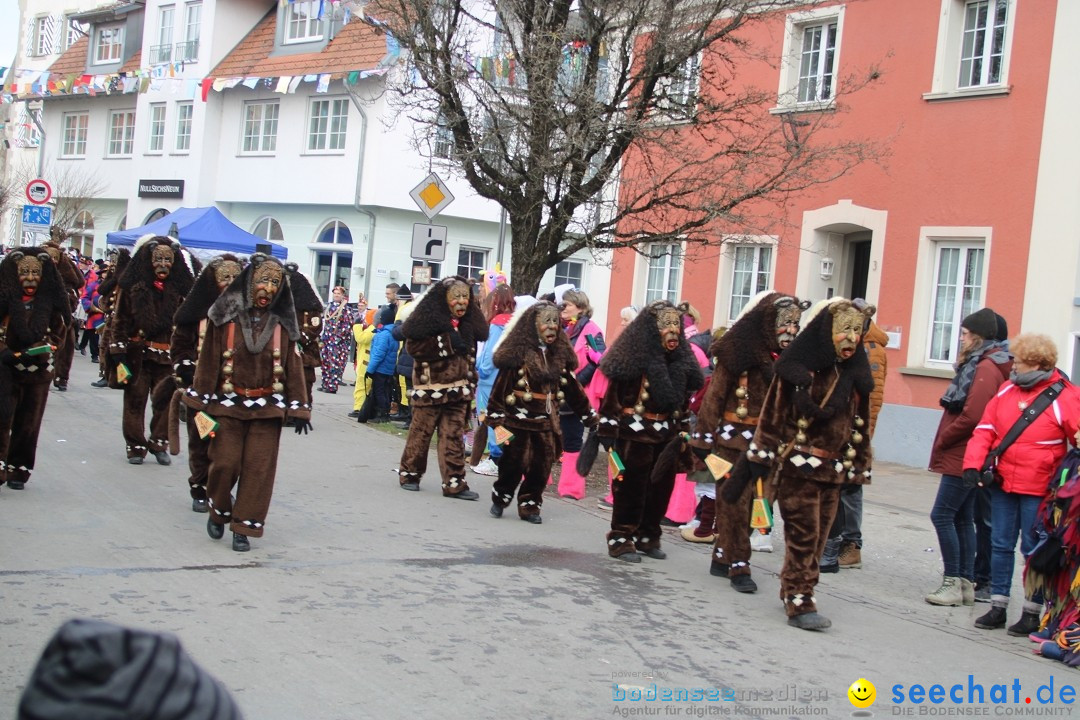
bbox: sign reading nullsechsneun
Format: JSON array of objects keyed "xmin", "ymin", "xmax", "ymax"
[{"xmin": 137, "ymin": 179, "xmax": 185, "ymax": 199}]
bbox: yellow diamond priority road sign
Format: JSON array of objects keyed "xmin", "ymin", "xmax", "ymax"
[{"xmin": 409, "ymin": 172, "xmax": 455, "ymax": 219}]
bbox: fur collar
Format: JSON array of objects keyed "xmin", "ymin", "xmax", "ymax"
[
  {"xmin": 493, "ymin": 302, "xmax": 577, "ymax": 383},
  {"xmin": 712, "ymin": 292, "xmax": 796, "ymax": 380},
  {"xmin": 400, "ymin": 276, "xmax": 488, "ymax": 347}
]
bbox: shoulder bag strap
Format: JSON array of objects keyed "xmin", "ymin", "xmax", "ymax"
[{"xmin": 984, "ymin": 380, "xmax": 1066, "ymax": 468}]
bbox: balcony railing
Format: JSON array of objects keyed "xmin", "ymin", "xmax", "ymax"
[
  {"xmin": 149, "ymin": 43, "xmax": 172, "ymax": 64},
  {"xmin": 175, "ymin": 39, "xmax": 199, "ymax": 63}
]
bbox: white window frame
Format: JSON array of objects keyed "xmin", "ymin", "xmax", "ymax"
[
  {"xmin": 774, "ymin": 5, "xmax": 844, "ymax": 112},
  {"xmin": 654, "ymin": 52, "xmax": 701, "ymax": 123},
  {"xmin": 926, "ymin": 243, "xmax": 986, "ymax": 366},
  {"xmin": 554, "ymin": 260, "xmax": 584, "ymax": 289},
  {"xmin": 310, "ymin": 220, "xmax": 354, "ymax": 301},
  {"xmin": 307, "ymin": 98, "xmax": 348, "ymax": 152},
  {"xmin": 456, "ymin": 248, "xmax": 488, "ymax": 282},
  {"xmin": 175, "ymin": 101, "xmax": 193, "ymax": 153},
  {"xmin": 153, "ymin": 6, "xmax": 174, "ymax": 64},
  {"xmin": 106, "ymin": 110, "xmax": 136, "ymax": 157},
  {"xmin": 907, "ymin": 227, "xmax": 992, "ymax": 370},
  {"xmin": 284, "ymin": 1, "xmax": 324, "ymax": 44},
  {"xmin": 93, "ymin": 24, "xmax": 124, "ymax": 64},
  {"xmin": 61, "ymin": 112, "xmax": 89, "ymax": 157},
  {"xmin": 179, "ymin": 2, "xmax": 201, "ymax": 62},
  {"xmin": 642, "ymin": 242, "xmax": 683, "ymax": 305},
  {"xmin": 34, "ymin": 16, "xmax": 53, "ymax": 56},
  {"xmin": 411, "ymin": 259, "xmax": 442, "ymax": 295},
  {"xmin": 241, "ymin": 101, "xmax": 279, "ymax": 155},
  {"xmin": 252, "ymin": 217, "xmax": 284, "ymax": 242},
  {"xmin": 147, "ymin": 103, "xmax": 166, "ymax": 153},
  {"xmin": 64, "ymin": 18, "xmax": 87, "ymax": 51},
  {"xmin": 725, "ymin": 240, "xmax": 775, "ymax": 323},
  {"xmin": 924, "ymin": 0, "xmax": 1016, "ymax": 100}
]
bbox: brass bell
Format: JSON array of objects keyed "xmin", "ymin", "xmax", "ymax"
[
  {"xmin": 735, "ymin": 406, "xmax": 749, "ymax": 419},
  {"xmin": 222, "ymin": 349, "xmax": 233, "ymax": 359},
  {"xmin": 517, "ymin": 378, "xmax": 526, "ymax": 388},
  {"xmin": 851, "ymin": 431, "xmax": 864, "ymax": 445},
  {"xmin": 854, "ymin": 416, "xmax": 865, "ymax": 428},
  {"xmin": 673, "ymin": 411, "xmax": 681, "ymax": 420},
  {"xmin": 223, "ymin": 363, "xmax": 234, "ymax": 375},
  {"xmin": 462, "ymin": 387, "xmax": 470, "ymax": 396},
  {"xmin": 272, "ymin": 382, "xmax": 284, "ymax": 393},
  {"xmin": 272, "ymin": 349, "xmax": 281, "ymax": 359},
  {"xmin": 639, "ymin": 391, "xmax": 649, "ymax": 401},
  {"xmin": 420, "ymin": 374, "xmax": 430, "ymax": 383},
  {"xmin": 556, "ymin": 391, "xmax": 565, "ymax": 401},
  {"xmin": 422, "ymin": 362, "xmax": 430, "ymax": 368},
  {"xmin": 643, "ymin": 379, "xmax": 650, "ymax": 388},
  {"xmin": 734, "ymin": 386, "xmax": 748, "ymax": 399},
  {"xmin": 634, "ymin": 404, "xmax": 645, "ymax": 414},
  {"xmin": 518, "ymin": 368, "xmax": 526, "ymax": 376},
  {"xmin": 223, "ymin": 382, "xmax": 234, "ymax": 394},
  {"xmin": 560, "ymin": 377, "xmax": 568, "ymax": 386},
  {"xmin": 797, "ymin": 418, "xmax": 810, "ymax": 429},
  {"xmin": 842, "ymin": 459, "xmax": 854, "ymax": 470},
  {"xmin": 794, "ymin": 431, "xmax": 807, "ymax": 444},
  {"xmin": 845, "ymin": 446, "xmax": 857, "ymax": 460},
  {"xmin": 506, "ymin": 394, "xmax": 516, "ymax": 406},
  {"xmin": 523, "ymin": 392, "xmax": 533, "ymax": 402},
  {"xmin": 273, "ymin": 365, "xmax": 284, "ymax": 377}
]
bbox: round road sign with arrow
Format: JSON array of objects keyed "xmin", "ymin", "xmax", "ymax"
[{"xmin": 26, "ymin": 179, "xmax": 53, "ymax": 205}]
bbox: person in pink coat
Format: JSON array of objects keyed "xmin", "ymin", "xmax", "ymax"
[
  {"xmin": 556, "ymin": 288, "xmax": 606, "ymax": 500},
  {"xmin": 963, "ymin": 333, "xmax": 1080, "ymax": 636}
]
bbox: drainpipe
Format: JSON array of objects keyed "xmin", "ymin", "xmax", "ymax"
[{"xmin": 344, "ymin": 81, "xmax": 376, "ymax": 302}]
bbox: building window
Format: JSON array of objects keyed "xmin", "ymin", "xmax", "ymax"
[
  {"xmin": 285, "ymin": 1, "xmax": 323, "ymax": 44},
  {"xmin": 313, "ymin": 221, "xmax": 353, "ymax": 300},
  {"xmin": 927, "ymin": 244, "xmax": 985, "ymax": 364},
  {"xmin": 242, "ymin": 101, "xmax": 279, "ymax": 154},
  {"xmin": 433, "ymin": 120, "xmax": 454, "ymax": 159},
  {"xmin": 554, "ymin": 260, "xmax": 583, "ymax": 289},
  {"xmin": 147, "ymin": 103, "xmax": 166, "ymax": 153},
  {"xmin": 152, "ymin": 6, "xmax": 174, "ymax": 64},
  {"xmin": 644, "ymin": 243, "xmax": 682, "ymax": 304},
  {"xmin": 34, "ymin": 16, "xmax": 55, "ymax": 56},
  {"xmin": 411, "ymin": 260, "xmax": 442, "ymax": 296},
  {"xmin": 106, "ymin": 110, "xmax": 136, "ymax": 157},
  {"xmin": 252, "ymin": 217, "xmax": 284, "ymax": 242},
  {"xmin": 65, "ymin": 19, "xmax": 87, "ymax": 50},
  {"xmin": 145, "ymin": 208, "xmax": 169, "ymax": 223},
  {"xmin": 307, "ymin": 98, "xmax": 348, "ymax": 152},
  {"xmin": 178, "ymin": 2, "xmax": 201, "ymax": 62},
  {"xmin": 61, "ymin": 112, "xmax": 88, "ymax": 157},
  {"xmin": 959, "ymin": 0, "xmax": 1007, "ymax": 88},
  {"xmin": 175, "ymin": 102, "xmax": 193, "ymax": 152},
  {"xmin": 655, "ymin": 53, "xmax": 701, "ymax": 122},
  {"xmin": 728, "ymin": 245, "xmax": 773, "ymax": 322},
  {"xmin": 70, "ymin": 211, "xmax": 94, "ymax": 257},
  {"xmin": 456, "ymin": 248, "xmax": 487, "ymax": 282},
  {"xmin": 94, "ymin": 25, "xmax": 123, "ymax": 64},
  {"xmin": 777, "ymin": 6, "xmax": 844, "ymax": 109}
]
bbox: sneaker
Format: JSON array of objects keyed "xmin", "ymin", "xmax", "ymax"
[
  {"xmin": 597, "ymin": 498, "xmax": 613, "ymax": 510},
  {"xmin": 838, "ymin": 542, "xmax": 862, "ymax": 569},
  {"xmin": 750, "ymin": 532, "xmax": 773, "ymax": 553},
  {"xmin": 820, "ymin": 560, "xmax": 839, "ymax": 574},
  {"xmin": 470, "ymin": 458, "xmax": 499, "ymax": 476},
  {"xmin": 925, "ymin": 576, "xmax": 963, "ymax": 606},
  {"xmin": 973, "ymin": 584, "xmax": 992, "ymax": 603},
  {"xmin": 91, "ymin": 377, "xmax": 108, "ymax": 388}
]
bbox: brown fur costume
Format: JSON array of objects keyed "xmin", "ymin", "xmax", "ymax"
[
  {"xmin": 690, "ymin": 292, "xmax": 808, "ymax": 581},
  {"xmin": 285, "ymin": 262, "xmax": 324, "ymax": 402},
  {"xmin": 396, "ymin": 276, "xmax": 488, "ymax": 495},
  {"xmin": 485, "ymin": 302, "xmax": 597, "ymax": 519},
  {"xmin": 596, "ymin": 301, "xmax": 704, "ymax": 558},
  {"xmin": 183, "ymin": 255, "xmax": 309, "ymax": 540},
  {"xmin": 163, "ymin": 254, "xmax": 242, "ymax": 502},
  {"xmin": 93, "ymin": 249, "xmax": 129, "ymax": 379},
  {"xmin": 736, "ymin": 298, "xmax": 875, "ymax": 625},
  {"xmin": 0, "ymin": 248, "xmax": 69, "ymax": 488},
  {"xmin": 105, "ymin": 237, "xmax": 194, "ymax": 460},
  {"xmin": 41, "ymin": 239, "xmax": 84, "ymax": 390}
]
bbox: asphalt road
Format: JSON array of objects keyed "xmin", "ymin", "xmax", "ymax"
[{"xmin": 1, "ymin": 357, "xmax": 1074, "ymax": 719}]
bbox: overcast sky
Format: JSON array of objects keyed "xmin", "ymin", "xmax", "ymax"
[{"xmin": 1, "ymin": 12, "xmax": 17, "ymax": 78}]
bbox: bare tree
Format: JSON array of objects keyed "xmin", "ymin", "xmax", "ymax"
[
  {"xmin": 9, "ymin": 160, "xmax": 106, "ymax": 242},
  {"xmin": 380, "ymin": 0, "xmax": 886, "ymax": 294}
]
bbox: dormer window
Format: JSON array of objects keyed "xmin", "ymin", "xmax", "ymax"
[
  {"xmin": 94, "ymin": 24, "xmax": 124, "ymax": 64},
  {"xmin": 285, "ymin": 1, "xmax": 323, "ymax": 44}
]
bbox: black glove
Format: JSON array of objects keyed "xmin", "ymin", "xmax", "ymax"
[
  {"xmin": 720, "ymin": 457, "xmax": 768, "ymax": 504},
  {"xmin": 177, "ymin": 365, "xmax": 195, "ymax": 387},
  {"xmin": 294, "ymin": 419, "xmax": 313, "ymax": 435},
  {"xmin": 691, "ymin": 445, "xmax": 710, "ymax": 461},
  {"xmin": 364, "ymin": 372, "xmax": 373, "ymax": 380},
  {"xmin": 962, "ymin": 468, "xmax": 981, "ymax": 490},
  {"xmin": 450, "ymin": 331, "xmax": 469, "ymax": 356},
  {"xmin": 599, "ymin": 435, "xmax": 614, "ymax": 452},
  {"xmin": 0, "ymin": 349, "xmax": 15, "ymax": 368}
]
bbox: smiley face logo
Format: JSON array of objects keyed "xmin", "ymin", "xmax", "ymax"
[{"xmin": 848, "ymin": 678, "xmax": 876, "ymax": 709}]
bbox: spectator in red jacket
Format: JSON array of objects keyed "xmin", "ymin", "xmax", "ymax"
[{"xmin": 964, "ymin": 333, "xmax": 1080, "ymax": 636}]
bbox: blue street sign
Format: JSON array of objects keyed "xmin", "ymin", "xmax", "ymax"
[{"xmin": 22, "ymin": 204, "xmax": 53, "ymax": 230}]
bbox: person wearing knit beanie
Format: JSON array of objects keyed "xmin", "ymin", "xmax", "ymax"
[
  {"xmin": 18, "ymin": 618, "xmax": 242, "ymax": 719},
  {"xmin": 960, "ymin": 308, "xmax": 997, "ymax": 341},
  {"xmin": 994, "ymin": 313, "xmax": 1008, "ymax": 342}
]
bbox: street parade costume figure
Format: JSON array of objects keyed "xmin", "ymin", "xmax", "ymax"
[
  {"xmin": 397, "ymin": 276, "xmax": 488, "ymax": 499},
  {"xmin": 690, "ymin": 291, "xmax": 809, "ymax": 593},
  {"xmin": 722, "ymin": 297, "xmax": 875, "ymax": 630},
  {"xmin": 168, "ymin": 254, "xmax": 242, "ymax": 512},
  {"xmin": 485, "ymin": 301, "xmax": 598, "ymax": 523},
  {"xmin": 0, "ymin": 249, "xmax": 69, "ymax": 490},
  {"xmin": 184, "ymin": 254, "xmax": 311, "ymax": 552},
  {"xmin": 588, "ymin": 301, "xmax": 704, "ymax": 562},
  {"xmin": 105, "ymin": 236, "xmax": 194, "ymax": 464},
  {"xmin": 42, "ymin": 234, "xmax": 84, "ymax": 392},
  {"xmin": 285, "ymin": 263, "xmax": 324, "ymax": 404},
  {"xmin": 318, "ymin": 286, "xmax": 353, "ymax": 393}
]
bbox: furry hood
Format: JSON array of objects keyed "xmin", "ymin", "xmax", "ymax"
[
  {"xmin": 599, "ymin": 300, "xmax": 704, "ymax": 412},
  {"xmin": 118, "ymin": 236, "xmax": 195, "ymax": 296},
  {"xmin": 97, "ymin": 249, "xmax": 130, "ymax": 300},
  {"xmin": 0, "ymin": 247, "xmax": 69, "ymax": 347},
  {"xmin": 41, "ymin": 241, "xmax": 84, "ymax": 291},
  {"xmin": 400, "ymin": 276, "xmax": 488, "ymax": 347},
  {"xmin": 492, "ymin": 301, "xmax": 577, "ymax": 383},
  {"xmin": 285, "ymin": 263, "xmax": 324, "ymax": 314},
  {"xmin": 711, "ymin": 291, "xmax": 809, "ymax": 379},
  {"xmin": 174, "ymin": 254, "xmax": 241, "ymax": 326},
  {"xmin": 207, "ymin": 256, "xmax": 300, "ymax": 342},
  {"xmin": 774, "ymin": 297, "xmax": 876, "ymax": 420}
]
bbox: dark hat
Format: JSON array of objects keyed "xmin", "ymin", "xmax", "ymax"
[
  {"xmin": 960, "ymin": 307, "xmax": 997, "ymax": 340},
  {"xmin": 378, "ymin": 305, "xmax": 397, "ymax": 326},
  {"xmin": 994, "ymin": 313, "xmax": 1008, "ymax": 342},
  {"xmin": 395, "ymin": 285, "xmax": 413, "ymax": 301}
]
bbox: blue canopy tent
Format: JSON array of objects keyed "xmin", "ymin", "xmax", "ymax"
[{"xmin": 106, "ymin": 207, "xmax": 287, "ymax": 260}]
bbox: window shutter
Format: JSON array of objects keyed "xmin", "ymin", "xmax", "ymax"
[
  {"xmin": 45, "ymin": 15, "xmax": 59, "ymax": 54},
  {"xmin": 24, "ymin": 19, "xmax": 35, "ymax": 57}
]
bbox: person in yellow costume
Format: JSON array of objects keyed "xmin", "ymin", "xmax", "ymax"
[{"xmin": 349, "ymin": 293, "xmax": 377, "ymax": 419}]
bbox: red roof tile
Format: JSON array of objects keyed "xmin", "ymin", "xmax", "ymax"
[
  {"xmin": 211, "ymin": 9, "xmax": 387, "ymax": 80},
  {"xmin": 48, "ymin": 36, "xmax": 90, "ymax": 76}
]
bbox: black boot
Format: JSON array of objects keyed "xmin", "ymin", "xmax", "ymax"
[
  {"xmin": 730, "ymin": 575, "xmax": 758, "ymax": 593},
  {"xmin": 1007, "ymin": 610, "xmax": 1041, "ymax": 637},
  {"xmin": 975, "ymin": 605, "xmax": 1008, "ymax": 629},
  {"xmin": 232, "ymin": 533, "xmax": 250, "ymax": 552},
  {"xmin": 710, "ymin": 561, "xmax": 730, "ymax": 577},
  {"xmin": 207, "ymin": 517, "xmax": 225, "ymax": 540}
]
